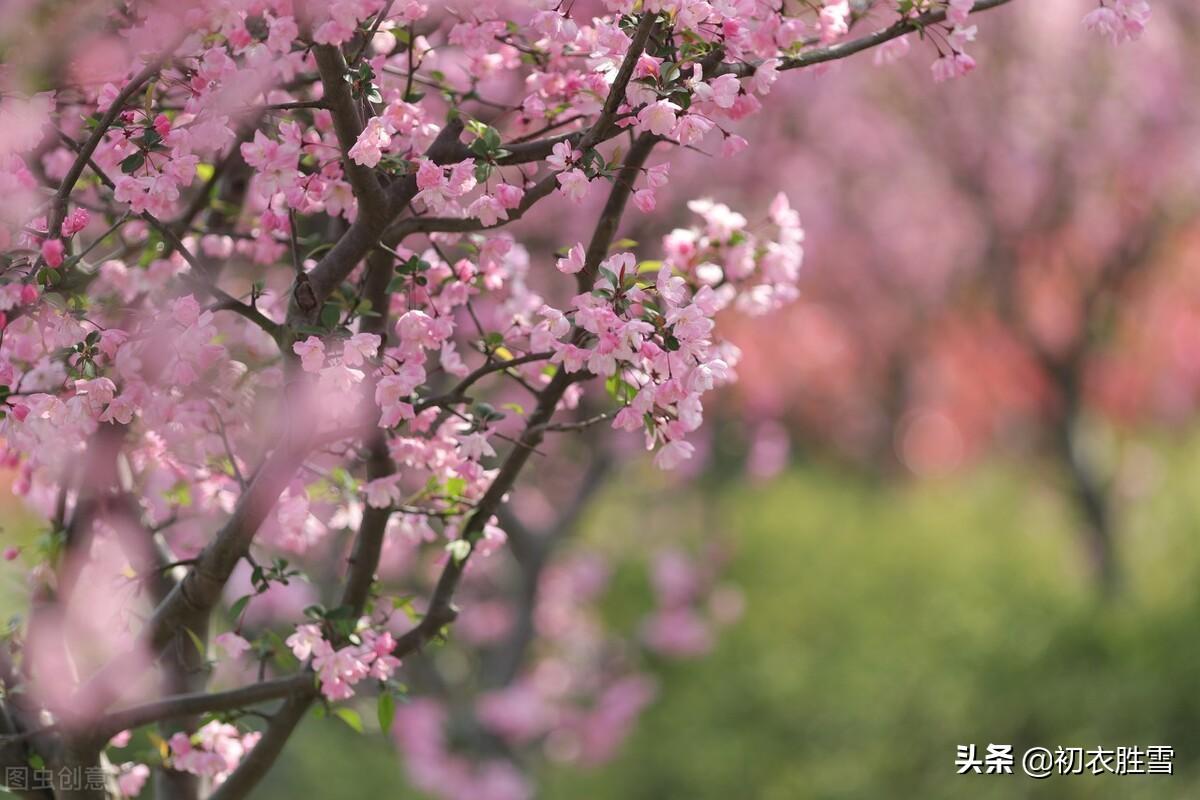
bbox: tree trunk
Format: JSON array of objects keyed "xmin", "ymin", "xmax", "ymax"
[{"xmin": 1054, "ymin": 414, "xmax": 1118, "ymax": 597}]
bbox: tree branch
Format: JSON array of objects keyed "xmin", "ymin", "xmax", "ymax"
[
  {"xmin": 311, "ymin": 44, "xmax": 389, "ymax": 226},
  {"xmin": 48, "ymin": 40, "xmax": 181, "ymax": 237},
  {"xmin": 717, "ymin": 0, "xmax": 1016, "ymax": 77},
  {"xmin": 292, "ymin": 118, "xmax": 465, "ymax": 327}
]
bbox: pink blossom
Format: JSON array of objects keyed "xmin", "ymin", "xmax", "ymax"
[
  {"xmin": 874, "ymin": 36, "xmax": 912, "ymax": 66},
  {"xmin": 556, "ymin": 243, "xmax": 586, "ymax": 274},
  {"xmin": 637, "ymin": 99, "xmax": 681, "ymax": 136},
  {"xmin": 1084, "ymin": 1, "xmax": 1150, "ymax": 44},
  {"xmin": 642, "ymin": 607, "xmax": 713, "ymax": 656},
  {"xmin": 546, "ymin": 141, "xmax": 577, "ymax": 171},
  {"xmin": 215, "ymin": 631, "xmax": 251, "ymax": 659},
  {"xmin": 40, "ymin": 238, "xmax": 64, "ymax": 268},
  {"xmin": 292, "ymin": 336, "xmax": 326, "ymax": 373},
  {"xmin": 556, "ymin": 169, "xmax": 591, "ymax": 203},
  {"xmin": 285, "ymin": 624, "xmax": 324, "ymax": 661},
  {"xmin": 415, "ymin": 159, "xmax": 445, "ymax": 191},
  {"xmin": 721, "ymin": 135, "xmax": 749, "ymax": 158},
  {"xmin": 172, "ymin": 294, "xmax": 201, "ymax": 327},
  {"xmin": 633, "ymin": 189, "xmax": 656, "ymax": 213},
  {"xmin": 931, "ymin": 52, "xmax": 977, "ymax": 82},
  {"xmin": 653, "ymin": 439, "xmax": 695, "ymax": 469},
  {"xmin": 947, "ymin": 0, "xmax": 976, "ymax": 25},
  {"xmin": 819, "ymin": 0, "xmax": 851, "ymax": 43},
  {"xmin": 349, "ymin": 117, "xmax": 392, "ymax": 167},
  {"xmin": 116, "ymin": 763, "xmax": 150, "ymax": 797},
  {"xmin": 495, "ymin": 183, "xmax": 524, "ymax": 209},
  {"xmin": 750, "ymin": 59, "xmax": 780, "ymax": 95},
  {"xmin": 700, "ymin": 74, "xmax": 741, "ymax": 109},
  {"xmin": 342, "ymin": 333, "xmax": 381, "ymax": 367},
  {"xmin": 469, "ymin": 195, "xmax": 507, "ymax": 227},
  {"xmin": 61, "ymin": 208, "xmax": 90, "ymax": 237}
]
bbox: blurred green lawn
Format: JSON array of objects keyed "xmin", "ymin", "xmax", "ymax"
[
  {"xmin": 258, "ymin": 435, "xmax": 1200, "ymax": 800},
  {"xmin": 7, "ymin": 436, "xmax": 1200, "ymax": 799}
]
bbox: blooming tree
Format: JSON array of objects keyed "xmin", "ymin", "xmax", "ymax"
[{"xmin": 0, "ymin": 1, "xmax": 1147, "ymax": 798}]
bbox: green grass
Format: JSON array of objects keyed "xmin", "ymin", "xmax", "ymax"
[{"xmin": 539, "ymin": 443, "xmax": 1200, "ymax": 799}]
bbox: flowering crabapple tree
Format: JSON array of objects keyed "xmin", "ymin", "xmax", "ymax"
[{"xmin": 0, "ymin": 0, "xmax": 1149, "ymax": 798}]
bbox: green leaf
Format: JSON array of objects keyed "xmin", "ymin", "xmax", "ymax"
[
  {"xmin": 473, "ymin": 401, "xmax": 499, "ymax": 420},
  {"xmin": 261, "ymin": 629, "xmax": 298, "ymax": 670},
  {"xmin": 182, "ymin": 626, "xmax": 207, "ymax": 658},
  {"xmin": 306, "ymin": 242, "xmax": 336, "ymax": 260},
  {"xmin": 444, "ymin": 477, "xmax": 467, "ymax": 499},
  {"xmin": 333, "ymin": 707, "xmax": 364, "ymax": 734},
  {"xmin": 120, "ymin": 152, "xmax": 146, "ymax": 174},
  {"xmin": 391, "ymin": 595, "xmax": 420, "ymax": 622},
  {"xmin": 397, "ymin": 256, "xmax": 431, "ymax": 274},
  {"xmin": 377, "ymin": 692, "xmax": 396, "ymax": 733},
  {"xmin": 229, "ymin": 594, "xmax": 253, "ymax": 621},
  {"xmin": 320, "ymin": 303, "xmax": 342, "ymax": 329},
  {"xmin": 165, "ymin": 481, "xmax": 193, "ymax": 508}
]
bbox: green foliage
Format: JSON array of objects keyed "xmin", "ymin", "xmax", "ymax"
[
  {"xmin": 377, "ymin": 692, "xmax": 396, "ymax": 734},
  {"xmin": 542, "ymin": 444, "xmax": 1200, "ymax": 799}
]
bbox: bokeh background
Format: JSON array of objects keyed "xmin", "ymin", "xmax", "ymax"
[{"xmin": 5, "ymin": 1, "xmax": 1200, "ymax": 798}]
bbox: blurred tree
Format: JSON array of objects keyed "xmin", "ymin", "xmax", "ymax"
[{"xmin": 720, "ymin": 1, "xmax": 1200, "ymax": 593}]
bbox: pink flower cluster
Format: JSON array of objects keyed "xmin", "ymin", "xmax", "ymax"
[
  {"xmin": 641, "ymin": 549, "xmax": 743, "ymax": 657},
  {"xmin": 286, "ymin": 622, "xmax": 400, "ymax": 701},
  {"xmin": 169, "ymin": 722, "xmax": 262, "ymax": 783},
  {"xmin": 1083, "ymin": 0, "xmax": 1152, "ymax": 44},
  {"xmin": 555, "ymin": 194, "xmax": 805, "ymax": 469}
]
